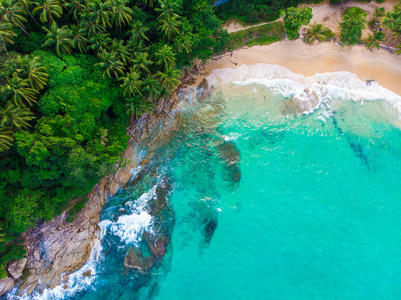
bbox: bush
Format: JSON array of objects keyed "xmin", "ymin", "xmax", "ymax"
[
  {"xmin": 281, "ymin": 7, "xmax": 313, "ymax": 40},
  {"xmin": 339, "ymin": 7, "xmax": 368, "ymax": 47}
]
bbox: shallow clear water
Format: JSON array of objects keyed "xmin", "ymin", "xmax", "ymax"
[{"xmin": 11, "ymin": 65, "xmax": 401, "ymax": 300}]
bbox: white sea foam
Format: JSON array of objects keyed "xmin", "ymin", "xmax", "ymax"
[
  {"xmin": 100, "ymin": 185, "xmax": 156, "ymax": 246},
  {"xmin": 207, "ymin": 64, "xmax": 401, "ymax": 116},
  {"xmin": 8, "ymin": 239, "xmax": 104, "ymax": 300},
  {"xmin": 9, "ymin": 182, "xmax": 161, "ymax": 300}
]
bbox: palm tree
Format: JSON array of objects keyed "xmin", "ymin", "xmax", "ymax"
[
  {"xmin": 303, "ymin": 22, "xmax": 334, "ymax": 45},
  {"xmin": 111, "ymin": 0, "xmax": 133, "ymax": 30},
  {"xmin": 133, "ymin": 52, "xmax": 153, "ymax": 73},
  {"xmin": 89, "ymin": 32, "xmax": 111, "ymax": 54},
  {"xmin": 88, "ymin": 0, "xmax": 112, "ymax": 29},
  {"xmin": 16, "ymin": 0, "xmax": 37, "ymax": 23},
  {"xmin": 81, "ymin": 10, "xmax": 105, "ymax": 37},
  {"xmin": 174, "ymin": 34, "xmax": 192, "ymax": 54},
  {"xmin": 32, "ymin": 0, "xmax": 63, "ymax": 28},
  {"xmin": 1, "ymin": 73, "xmax": 38, "ymax": 106},
  {"xmin": 17, "ymin": 55, "xmax": 49, "ymax": 90},
  {"xmin": 128, "ymin": 21, "xmax": 149, "ymax": 43},
  {"xmin": 0, "ymin": 101, "xmax": 35, "ymax": 130},
  {"xmin": 125, "ymin": 96, "xmax": 154, "ymax": 119},
  {"xmin": 374, "ymin": 7, "xmax": 385, "ymax": 19},
  {"xmin": 96, "ymin": 50, "xmax": 125, "ymax": 79},
  {"xmin": 158, "ymin": 15, "xmax": 181, "ymax": 41},
  {"xmin": 64, "ymin": 0, "xmax": 86, "ymax": 21},
  {"xmin": 110, "ymin": 39, "xmax": 131, "ymax": 64},
  {"xmin": 156, "ymin": 66, "xmax": 181, "ymax": 93},
  {"xmin": 42, "ymin": 23, "xmax": 73, "ymax": 56},
  {"xmin": 0, "ymin": 0, "xmax": 30, "ymax": 35},
  {"xmin": 0, "ymin": 126, "xmax": 14, "ymax": 152},
  {"xmin": 382, "ymin": 10, "xmax": 401, "ymax": 31},
  {"xmin": 366, "ymin": 30, "xmax": 385, "ymax": 50},
  {"xmin": 155, "ymin": 0, "xmax": 179, "ymax": 20},
  {"xmin": 142, "ymin": 76, "xmax": 161, "ymax": 99},
  {"xmin": 155, "ymin": 44, "xmax": 176, "ymax": 68},
  {"xmin": 70, "ymin": 24, "xmax": 88, "ymax": 53},
  {"xmin": 0, "ymin": 21, "xmax": 17, "ymax": 53},
  {"xmin": 119, "ymin": 67, "xmax": 142, "ymax": 96}
]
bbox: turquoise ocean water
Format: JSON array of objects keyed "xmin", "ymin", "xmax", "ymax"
[{"xmin": 10, "ymin": 64, "xmax": 401, "ymax": 300}]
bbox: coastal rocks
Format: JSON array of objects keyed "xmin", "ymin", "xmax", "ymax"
[
  {"xmin": 3, "ymin": 60, "xmax": 199, "ymax": 298},
  {"xmin": 218, "ymin": 141, "xmax": 241, "ymax": 189},
  {"xmin": 0, "ymin": 277, "xmax": 15, "ymax": 295},
  {"xmin": 8, "ymin": 258, "xmax": 28, "ymax": 280},
  {"xmin": 82, "ymin": 270, "xmax": 92, "ymax": 278},
  {"xmin": 365, "ymin": 79, "xmax": 375, "ymax": 86},
  {"xmin": 124, "ymin": 179, "xmax": 173, "ymax": 273},
  {"xmin": 17, "ymin": 179, "xmax": 107, "ymax": 295},
  {"xmin": 124, "ymin": 248, "xmax": 156, "ymax": 271},
  {"xmin": 282, "ymin": 88, "xmax": 320, "ymax": 115}
]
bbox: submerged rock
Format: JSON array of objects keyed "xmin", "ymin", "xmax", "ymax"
[
  {"xmin": 147, "ymin": 180, "xmax": 170, "ymax": 216},
  {"xmin": 203, "ymin": 217, "xmax": 218, "ymax": 245},
  {"xmin": 124, "ymin": 248, "xmax": 156, "ymax": 272},
  {"xmin": 218, "ymin": 141, "xmax": 241, "ymax": 189},
  {"xmin": 282, "ymin": 88, "xmax": 320, "ymax": 115}
]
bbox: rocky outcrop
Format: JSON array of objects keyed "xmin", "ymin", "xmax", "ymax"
[
  {"xmin": 124, "ymin": 179, "xmax": 173, "ymax": 272},
  {"xmin": 0, "ymin": 68, "xmax": 199, "ymax": 297}
]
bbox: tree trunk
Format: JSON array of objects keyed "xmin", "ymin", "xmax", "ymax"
[
  {"xmin": 26, "ymin": 7, "xmax": 37, "ymax": 23},
  {"xmin": 17, "ymin": 22, "xmax": 30, "ymax": 36}
]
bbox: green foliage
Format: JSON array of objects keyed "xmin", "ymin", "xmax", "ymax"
[
  {"xmin": 304, "ymin": 22, "xmax": 334, "ymax": 44},
  {"xmin": 216, "ymin": 0, "xmax": 322, "ymax": 25},
  {"xmin": 365, "ymin": 30, "xmax": 385, "ymax": 50},
  {"xmin": 339, "ymin": 7, "xmax": 367, "ymax": 47},
  {"xmin": 0, "ymin": 264, "xmax": 6, "ymax": 279},
  {"xmin": 0, "ymin": 51, "xmax": 18, "ymax": 86},
  {"xmin": 281, "ymin": 6, "xmax": 313, "ymax": 40},
  {"xmin": 229, "ymin": 21, "xmax": 284, "ymax": 49}
]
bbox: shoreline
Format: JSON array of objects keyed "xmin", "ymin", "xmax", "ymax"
[{"xmin": 195, "ymin": 40, "xmax": 401, "ymax": 96}]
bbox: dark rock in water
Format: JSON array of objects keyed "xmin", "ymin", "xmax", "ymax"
[
  {"xmin": 144, "ymin": 232, "xmax": 170, "ymax": 258},
  {"xmin": 332, "ymin": 116, "xmax": 370, "ymax": 170},
  {"xmin": 82, "ymin": 270, "xmax": 91, "ymax": 278},
  {"xmin": 198, "ymin": 78, "xmax": 209, "ymax": 91},
  {"xmin": 124, "ymin": 248, "xmax": 156, "ymax": 272},
  {"xmin": 147, "ymin": 180, "xmax": 170, "ymax": 216},
  {"xmin": 218, "ymin": 141, "xmax": 240, "ymax": 166},
  {"xmin": 366, "ymin": 79, "xmax": 375, "ymax": 86},
  {"xmin": 203, "ymin": 218, "xmax": 218, "ymax": 245},
  {"xmin": 197, "ymin": 78, "xmax": 211, "ymax": 101},
  {"xmin": 218, "ymin": 141, "xmax": 241, "ymax": 189}
]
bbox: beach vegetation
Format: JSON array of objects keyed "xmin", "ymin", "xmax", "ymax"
[
  {"xmin": 228, "ymin": 21, "xmax": 285, "ymax": 49},
  {"xmin": 215, "ymin": 0, "xmax": 323, "ymax": 25},
  {"xmin": 365, "ymin": 30, "xmax": 385, "ymax": 50},
  {"xmin": 339, "ymin": 7, "xmax": 367, "ymax": 47},
  {"xmin": 281, "ymin": 6, "xmax": 313, "ymax": 40},
  {"xmin": 303, "ymin": 22, "xmax": 334, "ymax": 45}
]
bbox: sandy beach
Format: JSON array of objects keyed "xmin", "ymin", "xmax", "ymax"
[{"xmin": 196, "ymin": 39, "xmax": 401, "ymax": 96}]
